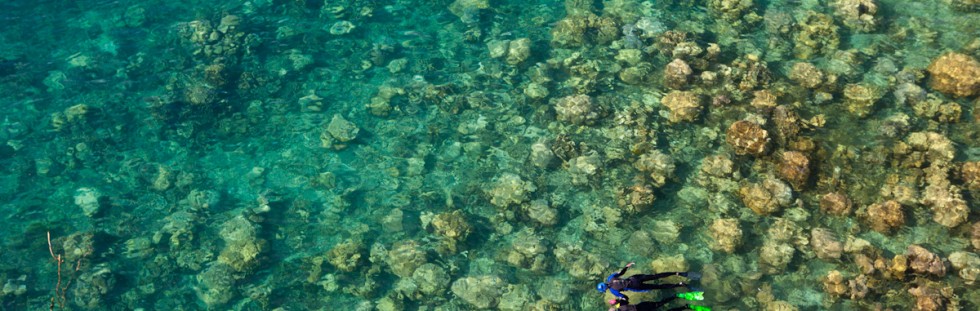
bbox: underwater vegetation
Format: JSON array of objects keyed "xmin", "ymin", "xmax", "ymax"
[{"xmin": 0, "ymin": 0, "xmax": 979, "ymax": 310}]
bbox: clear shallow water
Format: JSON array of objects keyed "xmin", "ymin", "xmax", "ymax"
[{"xmin": 0, "ymin": 0, "xmax": 978, "ymax": 310}]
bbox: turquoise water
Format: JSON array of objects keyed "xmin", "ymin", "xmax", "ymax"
[{"xmin": 0, "ymin": 0, "xmax": 978, "ymax": 309}]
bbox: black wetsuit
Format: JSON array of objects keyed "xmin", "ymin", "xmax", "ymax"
[
  {"xmin": 605, "ymin": 264, "xmax": 692, "ymax": 300},
  {"xmin": 612, "ymin": 297, "xmax": 690, "ymax": 311}
]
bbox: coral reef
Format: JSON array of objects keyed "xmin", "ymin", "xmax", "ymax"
[
  {"xmin": 633, "ymin": 149, "xmax": 675, "ymax": 187},
  {"xmin": 819, "ymin": 192, "xmax": 853, "ymax": 216},
  {"xmin": 794, "ymin": 11, "xmax": 839, "ymax": 59},
  {"xmin": 554, "ymin": 94, "xmax": 598, "ymax": 125},
  {"xmin": 411, "ymin": 263, "xmax": 450, "ymax": 296},
  {"xmin": 907, "ymin": 245, "xmax": 947, "ymax": 277},
  {"xmin": 217, "ymin": 215, "xmax": 264, "ymax": 272},
  {"xmin": 503, "ymin": 228, "xmax": 549, "ymax": 272},
  {"xmin": 487, "ymin": 173, "xmax": 536, "ymax": 208},
  {"xmin": 73, "ymin": 187, "xmax": 102, "ymax": 217},
  {"xmin": 789, "ymin": 62, "xmax": 824, "ymax": 89},
  {"xmin": 927, "ymin": 52, "xmax": 980, "ymax": 97},
  {"xmin": 707, "ymin": 218, "xmax": 743, "ymax": 253},
  {"xmin": 726, "ymin": 120, "xmax": 769, "ymax": 156},
  {"xmin": 321, "ymin": 114, "xmax": 360, "ymax": 150},
  {"xmin": 488, "ymin": 38, "xmax": 532, "ymax": 65},
  {"xmin": 450, "ymin": 275, "xmax": 505, "ymax": 308},
  {"xmin": 71, "ymin": 264, "xmax": 115, "ymax": 309},
  {"xmin": 860, "ymin": 200, "xmax": 904, "ymax": 233},
  {"xmin": 662, "ymin": 90, "xmax": 702, "ymax": 123},
  {"xmin": 822, "ymin": 270, "xmax": 848, "ymax": 299},
  {"xmin": 948, "ymin": 251, "xmax": 980, "ymax": 285},
  {"xmin": 327, "ymin": 239, "xmax": 364, "ymax": 273},
  {"xmin": 759, "ymin": 240, "xmax": 795, "ymax": 274},
  {"xmin": 738, "ymin": 176, "xmax": 792, "ymax": 215},
  {"xmin": 810, "ymin": 228, "xmax": 842, "ymax": 260},
  {"xmin": 922, "ymin": 165, "xmax": 969, "ymax": 228},
  {"xmin": 831, "ymin": 0, "xmax": 878, "ymax": 32},
  {"xmin": 387, "ymin": 240, "xmax": 428, "ymax": 278},
  {"xmin": 777, "ymin": 151, "xmax": 810, "ymax": 189},
  {"xmin": 843, "ymin": 83, "xmax": 880, "ymax": 117},
  {"xmin": 430, "ymin": 210, "xmax": 472, "ymax": 253},
  {"xmin": 664, "ymin": 58, "xmax": 693, "ymax": 89}
]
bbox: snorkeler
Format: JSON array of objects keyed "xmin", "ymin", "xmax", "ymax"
[
  {"xmin": 596, "ymin": 262, "xmax": 702, "ymax": 300},
  {"xmin": 607, "ymin": 294, "xmax": 711, "ymax": 311}
]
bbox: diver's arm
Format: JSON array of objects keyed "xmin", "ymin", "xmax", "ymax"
[{"xmin": 613, "ymin": 262, "xmax": 635, "ymax": 278}]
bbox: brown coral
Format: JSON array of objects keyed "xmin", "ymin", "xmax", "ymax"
[
  {"xmin": 861, "ymin": 200, "xmax": 904, "ymax": 233},
  {"xmin": 662, "ymin": 90, "xmax": 702, "ymax": 123},
  {"xmin": 664, "ymin": 58, "xmax": 693, "ymax": 89},
  {"xmin": 961, "ymin": 161, "xmax": 980, "ymax": 191},
  {"xmin": 927, "ymin": 52, "xmax": 980, "ymax": 97},
  {"xmin": 907, "ymin": 245, "xmax": 947, "ymax": 277},
  {"xmin": 908, "ymin": 281, "xmax": 953, "ymax": 311},
  {"xmin": 431, "ymin": 210, "xmax": 472, "ymax": 253},
  {"xmin": 726, "ymin": 120, "xmax": 769, "ymax": 156},
  {"xmin": 822, "ymin": 270, "xmax": 848, "ymax": 299},
  {"xmin": 777, "ymin": 151, "xmax": 810, "ymax": 189},
  {"xmin": 819, "ymin": 192, "xmax": 853, "ymax": 216}
]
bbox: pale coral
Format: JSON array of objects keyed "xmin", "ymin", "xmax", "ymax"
[
  {"xmin": 948, "ymin": 251, "xmax": 980, "ymax": 285},
  {"xmin": 388, "ymin": 240, "xmax": 427, "ymax": 278},
  {"xmin": 794, "ymin": 12, "xmax": 839, "ymax": 59},
  {"xmin": 789, "ymin": 62, "xmax": 823, "ymax": 89},
  {"xmin": 451, "ymin": 275, "xmax": 504, "ymax": 308},
  {"xmin": 973, "ymin": 222, "xmax": 980, "ymax": 250},
  {"xmin": 738, "ymin": 176, "xmax": 792, "ymax": 215},
  {"xmin": 843, "ymin": 83, "xmax": 880, "ymax": 117},
  {"xmin": 487, "ymin": 173, "xmax": 536, "ymax": 208},
  {"xmin": 567, "ymin": 153, "xmax": 601, "ymax": 185},
  {"xmin": 524, "ymin": 199, "xmax": 558, "ymax": 226},
  {"xmin": 750, "ymin": 89, "xmax": 778, "ymax": 110},
  {"xmin": 554, "ymin": 94, "xmax": 598, "ymax": 125},
  {"xmin": 903, "ymin": 131, "xmax": 956, "ymax": 165},
  {"xmin": 707, "ymin": 218, "xmax": 743, "ymax": 253},
  {"xmin": 700, "ymin": 154, "xmax": 734, "ymax": 178},
  {"xmin": 922, "ymin": 165, "xmax": 969, "ymax": 228},
  {"xmin": 504, "ymin": 228, "xmax": 549, "ymax": 272},
  {"xmin": 759, "ymin": 240, "xmax": 794, "ymax": 274},
  {"xmin": 810, "ymin": 228, "xmax": 843, "ymax": 260},
  {"xmin": 960, "ymin": 161, "xmax": 980, "ymax": 191},
  {"xmin": 633, "ymin": 150, "xmax": 675, "ymax": 187},
  {"xmin": 661, "ymin": 90, "xmax": 702, "ymax": 123},
  {"xmin": 707, "ymin": 0, "xmax": 756, "ymax": 23},
  {"xmin": 831, "ymin": 0, "xmax": 878, "ymax": 32},
  {"xmin": 927, "ymin": 52, "xmax": 980, "ymax": 97},
  {"xmin": 726, "ymin": 120, "xmax": 769, "ymax": 156},
  {"xmin": 412, "ymin": 263, "xmax": 450, "ymax": 296}
]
